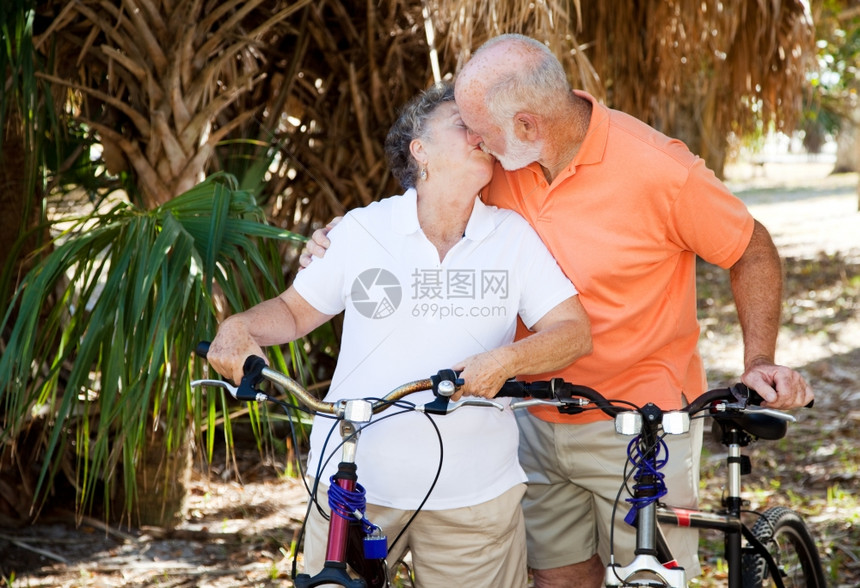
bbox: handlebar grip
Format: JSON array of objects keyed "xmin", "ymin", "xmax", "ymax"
[
  {"xmin": 738, "ymin": 383, "xmax": 814, "ymax": 409},
  {"xmin": 236, "ymin": 355, "xmax": 268, "ymax": 401},
  {"xmin": 743, "ymin": 384, "xmax": 765, "ymax": 406},
  {"xmin": 496, "ymin": 379, "xmax": 529, "ymax": 398},
  {"xmin": 196, "ymin": 341, "xmax": 211, "ymax": 358}
]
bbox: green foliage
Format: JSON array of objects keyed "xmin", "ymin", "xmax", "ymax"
[
  {"xmin": 0, "ymin": 172, "xmax": 306, "ymax": 520},
  {"xmin": 0, "ymin": 0, "xmax": 41, "ymax": 169},
  {"xmin": 802, "ymin": 1, "xmax": 860, "ymax": 145},
  {"xmin": 0, "ymin": 1, "xmax": 135, "ymax": 311},
  {"xmin": 812, "ymin": 1, "xmax": 860, "ymax": 99}
]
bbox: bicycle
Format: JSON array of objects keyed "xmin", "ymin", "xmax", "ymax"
[
  {"xmin": 192, "ymin": 342, "xmax": 528, "ymax": 588},
  {"xmin": 193, "ymin": 341, "xmax": 825, "ymax": 587},
  {"xmin": 499, "ymin": 378, "xmax": 826, "ymax": 588}
]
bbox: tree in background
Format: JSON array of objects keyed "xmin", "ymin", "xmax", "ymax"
[
  {"xmin": 0, "ymin": 0, "xmax": 828, "ymax": 526},
  {"xmin": 432, "ymin": 0, "xmax": 815, "ymax": 177},
  {"xmin": 0, "ymin": 0, "xmax": 316, "ymax": 527},
  {"xmin": 805, "ymin": 0, "xmax": 859, "ymax": 206},
  {"xmin": 2, "ymin": 0, "xmax": 821, "ymax": 273}
]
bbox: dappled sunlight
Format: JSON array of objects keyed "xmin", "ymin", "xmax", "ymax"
[{"xmin": 697, "ymin": 161, "xmax": 860, "ymax": 586}]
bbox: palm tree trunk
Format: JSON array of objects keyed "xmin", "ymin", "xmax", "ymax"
[
  {"xmin": 130, "ymin": 422, "xmax": 192, "ymax": 529},
  {"xmin": 0, "ymin": 125, "xmax": 44, "ymax": 298}
]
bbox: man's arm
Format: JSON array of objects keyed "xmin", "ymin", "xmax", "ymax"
[
  {"xmin": 298, "ymin": 217, "xmax": 342, "ymax": 269},
  {"xmin": 731, "ymin": 220, "xmax": 814, "ymax": 408},
  {"xmin": 207, "ymin": 287, "xmax": 333, "ymax": 383},
  {"xmin": 452, "ymin": 295, "xmax": 592, "ymax": 400}
]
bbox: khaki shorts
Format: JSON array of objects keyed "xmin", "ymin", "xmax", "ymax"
[
  {"xmin": 516, "ymin": 411, "xmax": 703, "ymax": 577},
  {"xmin": 303, "ymin": 483, "xmax": 528, "ymax": 588}
]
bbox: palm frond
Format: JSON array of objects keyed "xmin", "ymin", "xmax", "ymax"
[{"xmin": 0, "ymin": 172, "xmax": 305, "ymax": 523}]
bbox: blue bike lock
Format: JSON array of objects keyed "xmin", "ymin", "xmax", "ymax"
[{"xmin": 363, "ymin": 531, "xmax": 388, "ymax": 559}]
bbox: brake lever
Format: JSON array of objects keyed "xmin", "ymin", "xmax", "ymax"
[
  {"xmin": 190, "ymin": 379, "xmax": 268, "ymax": 403},
  {"xmin": 722, "ymin": 384, "xmax": 796, "ymax": 422},
  {"xmin": 454, "ymin": 398, "xmax": 504, "ymax": 411},
  {"xmin": 191, "ymin": 379, "xmax": 236, "ymax": 394},
  {"xmin": 743, "ymin": 404, "xmax": 797, "ymax": 423},
  {"xmin": 417, "ymin": 397, "xmax": 504, "ymax": 415},
  {"xmin": 510, "ymin": 399, "xmax": 564, "ymax": 410}
]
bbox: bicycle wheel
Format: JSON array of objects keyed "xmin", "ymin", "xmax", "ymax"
[{"xmin": 742, "ymin": 506, "xmax": 827, "ymax": 587}]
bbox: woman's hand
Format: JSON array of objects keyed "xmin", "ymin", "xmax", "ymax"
[{"xmin": 207, "ymin": 316, "xmax": 268, "ymax": 384}]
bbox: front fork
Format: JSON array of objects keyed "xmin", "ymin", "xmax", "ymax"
[
  {"xmin": 638, "ymin": 440, "xmax": 747, "ymax": 588},
  {"xmin": 326, "ymin": 421, "xmax": 361, "ymax": 563},
  {"xmin": 295, "ymin": 421, "xmax": 388, "ymax": 588},
  {"xmin": 606, "ymin": 420, "xmax": 687, "ymax": 587}
]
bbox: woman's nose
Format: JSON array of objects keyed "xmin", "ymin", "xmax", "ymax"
[{"xmin": 466, "ymin": 128, "xmax": 483, "ymax": 146}]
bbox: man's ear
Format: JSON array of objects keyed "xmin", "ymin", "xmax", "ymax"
[{"xmin": 513, "ymin": 112, "xmax": 539, "ymax": 141}]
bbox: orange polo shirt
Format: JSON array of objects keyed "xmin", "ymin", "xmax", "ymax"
[{"xmin": 484, "ymin": 91, "xmax": 755, "ymax": 423}]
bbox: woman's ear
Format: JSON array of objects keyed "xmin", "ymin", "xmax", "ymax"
[{"xmin": 409, "ymin": 138, "xmax": 427, "ymax": 166}]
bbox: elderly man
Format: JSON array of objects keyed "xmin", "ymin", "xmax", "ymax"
[
  {"xmin": 302, "ymin": 33, "xmax": 814, "ymax": 588},
  {"xmin": 451, "ymin": 34, "xmax": 813, "ymax": 587}
]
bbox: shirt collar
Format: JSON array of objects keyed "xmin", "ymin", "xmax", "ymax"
[
  {"xmin": 463, "ymin": 193, "xmax": 496, "ymax": 241},
  {"xmin": 391, "ymin": 188, "xmax": 421, "ymax": 235},
  {"xmin": 391, "ymin": 187, "xmax": 496, "ymax": 242},
  {"xmin": 571, "ymin": 90, "xmax": 609, "ymax": 168}
]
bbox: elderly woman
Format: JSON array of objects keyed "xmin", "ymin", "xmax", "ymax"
[{"xmin": 206, "ymin": 81, "xmax": 591, "ymax": 587}]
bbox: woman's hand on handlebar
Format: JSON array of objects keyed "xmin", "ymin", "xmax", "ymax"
[
  {"xmin": 741, "ymin": 360, "xmax": 814, "ymax": 409},
  {"xmin": 207, "ymin": 317, "xmax": 268, "ymax": 384}
]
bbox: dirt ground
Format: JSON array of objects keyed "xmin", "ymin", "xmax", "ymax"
[{"xmin": 1, "ymin": 159, "xmax": 858, "ymax": 587}]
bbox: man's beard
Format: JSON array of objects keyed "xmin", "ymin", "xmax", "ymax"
[{"xmin": 481, "ymin": 133, "xmax": 542, "ymax": 171}]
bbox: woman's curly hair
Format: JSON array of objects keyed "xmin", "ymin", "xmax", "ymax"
[{"xmin": 384, "ymin": 81, "xmax": 455, "ymax": 190}]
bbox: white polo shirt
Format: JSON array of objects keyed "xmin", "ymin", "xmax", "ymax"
[{"xmin": 293, "ymin": 189, "xmax": 577, "ymax": 510}]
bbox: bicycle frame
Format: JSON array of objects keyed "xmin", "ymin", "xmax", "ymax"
[
  {"xmin": 604, "ymin": 405, "xmax": 687, "ymax": 587},
  {"xmin": 294, "ymin": 410, "xmax": 389, "ymax": 588},
  {"xmin": 193, "ymin": 351, "xmax": 502, "ymax": 588},
  {"xmin": 193, "ymin": 352, "xmax": 819, "ymax": 588},
  {"xmin": 605, "ymin": 402, "xmax": 790, "ymax": 588}
]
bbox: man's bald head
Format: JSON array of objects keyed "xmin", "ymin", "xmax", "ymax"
[{"xmin": 455, "ymin": 34, "xmax": 569, "ymax": 124}]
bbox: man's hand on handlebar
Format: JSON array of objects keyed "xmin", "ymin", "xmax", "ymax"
[
  {"xmin": 451, "ymin": 350, "xmax": 513, "ymax": 401},
  {"xmin": 741, "ymin": 360, "xmax": 814, "ymax": 410},
  {"xmin": 298, "ymin": 217, "xmax": 342, "ymax": 269}
]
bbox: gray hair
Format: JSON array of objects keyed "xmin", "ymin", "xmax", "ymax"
[
  {"xmin": 385, "ymin": 82, "xmax": 455, "ymax": 190},
  {"xmin": 476, "ymin": 34, "xmax": 571, "ymax": 125}
]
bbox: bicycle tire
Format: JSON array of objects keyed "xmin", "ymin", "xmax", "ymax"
[{"xmin": 742, "ymin": 506, "xmax": 827, "ymax": 587}]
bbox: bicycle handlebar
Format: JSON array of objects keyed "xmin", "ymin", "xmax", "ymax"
[
  {"xmin": 195, "ymin": 341, "xmax": 445, "ymax": 416},
  {"xmin": 501, "ymin": 378, "xmax": 808, "ymax": 423},
  {"xmin": 193, "ymin": 341, "xmax": 810, "ymax": 425}
]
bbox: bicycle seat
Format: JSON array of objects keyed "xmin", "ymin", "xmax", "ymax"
[{"xmin": 711, "ymin": 411, "xmax": 788, "ymax": 441}]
